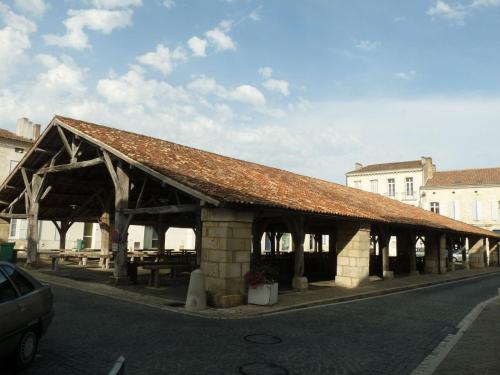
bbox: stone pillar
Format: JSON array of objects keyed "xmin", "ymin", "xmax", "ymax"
[
  {"xmin": 201, "ymin": 208, "xmax": 252, "ymax": 308},
  {"xmin": 252, "ymin": 222, "xmax": 263, "ymax": 265},
  {"xmin": 335, "ymin": 222, "xmax": 371, "ymax": 288},
  {"xmin": 425, "ymin": 233, "xmax": 440, "ymax": 274},
  {"xmin": 328, "ymin": 230, "xmax": 338, "ymax": 279},
  {"xmin": 396, "ymin": 231, "xmax": 412, "ymax": 274},
  {"xmin": 438, "ymin": 233, "xmax": 447, "ymax": 274},
  {"xmin": 380, "ymin": 235, "xmax": 393, "ymax": 279},
  {"xmin": 469, "ymin": 236, "xmax": 485, "ymax": 269},
  {"xmin": 489, "ymin": 240, "xmax": 499, "ymax": 266}
]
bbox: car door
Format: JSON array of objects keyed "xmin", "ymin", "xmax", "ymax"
[
  {"xmin": 0, "ymin": 268, "xmax": 23, "ymax": 355},
  {"xmin": 0, "ymin": 265, "xmax": 39, "ymax": 334}
]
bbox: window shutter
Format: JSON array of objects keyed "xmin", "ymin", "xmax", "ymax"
[
  {"xmin": 476, "ymin": 200, "xmax": 482, "ymax": 221},
  {"xmin": 454, "ymin": 201, "xmax": 460, "ymax": 220},
  {"xmin": 492, "ymin": 201, "xmax": 499, "ymax": 221},
  {"xmin": 440, "ymin": 202, "xmax": 446, "ymax": 217},
  {"xmin": 449, "ymin": 201, "xmax": 455, "ymax": 219}
]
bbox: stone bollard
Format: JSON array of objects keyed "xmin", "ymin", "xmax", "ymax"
[{"xmin": 185, "ymin": 269, "xmax": 207, "ymax": 312}]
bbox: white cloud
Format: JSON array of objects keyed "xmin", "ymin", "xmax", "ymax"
[
  {"xmin": 14, "ymin": 0, "xmax": 47, "ymax": 16},
  {"xmin": 263, "ymin": 79, "xmax": 290, "ymax": 96},
  {"xmin": 137, "ymin": 44, "xmax": 187, "ymax": 76},
  {"xmin": 97, "ymin": 65, "xmax": 188, "ymax": 106},
  {"xmin": 394, "ymin": 70, "xmax": 417, "ymax": 80},
  {"xmin": 427, "ymin": 1, "xmax": 467, "ymax": 24},
  {"xmin": 90, "ymin": 0, "xmax": 142, "ymax": 8},
  {"xmin": 230, "ymin": 85, "xmax": 266, "ymax": 106},
  {"xmin": 43, "ymin": 8, "xmax": 133, "ymax": 49},
  {"xmin": 162, "ymin": 0, "xmax": 175, "ymax": 8},
  {"xmin": 355, "ymin": 39, "xmax": 381, "ymax": 51},
  {"xmin": 249, "ymin": 7, "xmax": 261, "ymax": 21},
  {"xmin": 187, "ymin": 36, "xmax": 207, "ymax": 57},
  {"xmin": 470, "ymin": 0, "xmax": 500, "ymax": 7},
  {"xmin": 0, "ymin": 4, "xmax": 37, "ymax": 80},
  {"xmin": 36, "ymin": 54, "xmax": 86, "ymax": 93},
  {"xmin": 188, "ymin": 76, "xmax": 266, "ymax": 107},
  {"xmin": 205, "ymin": 21, "xmax": 236, "ymax": 51},
  {"xmin": 258, "ymin": 67, "xmax": 273, "ymax": 79}
]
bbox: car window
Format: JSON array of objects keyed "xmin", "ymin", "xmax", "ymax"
[
  {"xmin": 0, "ymin": 270, "xmax": 17, "ymax": 303},
  {"xmin": 1, "ymin": 266, "xmax": 35, "ymax": 296}
]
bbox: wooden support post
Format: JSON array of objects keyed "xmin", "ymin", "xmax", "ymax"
[
  {"xmin": 379, "ymin": 229, "xmax": 393, "ymax": 279},
  {"xmin": 286, "ymin": 216, "xmax": 308, "ymax": 290},
  {"xmin": 267, "ymin": 232, "xmax": 276, "ymax": 257},
  {"xmin": 252, "ymin": 221, "xmax": 263, "ymax": 265},
  {"xmin": 276, "ymin": 232, "xmax": 283, "ymax": 255},
  {"xmin": 408, "ymin": 230, "xmax": 419, "ymax": 275},
  {"xmin": 99, "ymin": 208, "xmax": 111, "ymax": 268},
  {"xmin": 103, "ymin": 152, "xmax": 130, "ymax": 282},
  {"xmin": 26, "ymin": 174, "xmax": 43, "ymax": 266},
  {"xmin": 195, "ymin": 212, "xmax": 202, "ymax": 266},
  {"xmin": 328, "ymin": 228, "xmax": 337, "ymax": 279},
  {"xmin": 53, "ymin": 220, "xmax": 71, "ymax": 250}
]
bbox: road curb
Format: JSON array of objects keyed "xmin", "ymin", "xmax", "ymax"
[
  {"xmin": 30, "ymin": 268, "xmax": 500, "ymax": 320},
  {"xmin": 410, "ymin": 294, "xmax": 500, "ymax": 375}
]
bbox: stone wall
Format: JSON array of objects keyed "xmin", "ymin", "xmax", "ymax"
[
  {"xmin": 201, "ymin": 208, "xmax": 253, "ymax": 307},
  {"xmin": 424, "ymin": 233, "xmax": 446, "ymax": 274},
  {"xmin": 0, "ymin": 219, "xmax": 8, "ymax": 243},
  {"xmin": 335, "ymin": 222, "xmax": 371, "ymax": 288}
]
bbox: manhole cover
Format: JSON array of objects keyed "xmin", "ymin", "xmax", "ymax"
[
  {"xmin": 244, "ymin": 334, "xmax": 282, "ymax": 345},
  {"xmin": 239, "ymin": 362, "xmax": 289, "ymax": 375}
]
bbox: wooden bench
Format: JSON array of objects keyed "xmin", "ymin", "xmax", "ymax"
[{"xmin": 143, "ymin": 263, "xmax": 195, "ymax": 287}]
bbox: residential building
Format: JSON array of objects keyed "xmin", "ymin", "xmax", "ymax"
[
  {"xmin": 421, "ymin": 168, "xmax": 500, "ymax": 234},
  {"xmin": 345, "ymin": 157, "xmax": 435, "ymax": 207},
  {"xmin": 0, "ymin": 118, "xmax": 39, "ymax": 242}
]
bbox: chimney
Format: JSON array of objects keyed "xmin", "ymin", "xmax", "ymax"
[
  {"xmin": 16, "ymin": 118, "xmax": 40, "ymax": 141},
  {"xmin": 355, "ymin": 162, "xmax": 363, "ymax": 171},
  {"xmin": 421, "ymin": 156, "xmax": 434, "ymax": 182}
]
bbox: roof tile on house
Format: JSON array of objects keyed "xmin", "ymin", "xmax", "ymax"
[
  {"xmin": 346, "ymin": 160, "xmax": 423, "ymax": 174},
  {"xmin": 425, "ymin": 168, "xmax": 500, "ymax": 188},
  {"xmin": 0, "ymin": 128, "xmax": 33, "ymax": 143},
  {"xmin": 53, "ymin": 116, "xmax": 498, "ymax": 238}
]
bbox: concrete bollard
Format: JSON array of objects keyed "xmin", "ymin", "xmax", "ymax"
[{"xmin": 185, "ymin": 269, "xmax": 207, "ymax": 312}]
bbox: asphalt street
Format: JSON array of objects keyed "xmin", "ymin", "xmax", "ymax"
[{"xmin": 5, "ymin": 273, "xmax": 500, "ymax": 375}]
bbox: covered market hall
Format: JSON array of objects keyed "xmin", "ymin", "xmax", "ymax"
[{"xmin": 0, "ymin": 115, "xmax": 498, "ymax": 307}]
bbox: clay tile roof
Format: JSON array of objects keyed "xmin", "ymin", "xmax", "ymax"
[
  {"xmin": 0, "ymin": 128, "xmax": 33, "ymax": 143},
  {"xmin": 347, "ymin": 160, "xmax": 423, "ymax": 174},
  {"xmin": 425, "ymin": 168, "xmax": 500, "ymax": 188},
  {"xmin": 53, "ymin": 115, "xmax": 499, "ymax": 238}
]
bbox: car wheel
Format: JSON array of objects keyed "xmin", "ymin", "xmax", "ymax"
[{"xmin": 15, "ymin": 329, "xmax": 38, "ymax": 370}]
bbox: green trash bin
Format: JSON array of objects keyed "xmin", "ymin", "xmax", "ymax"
[
  {"xmin": 0, "ymin": 242, "xmax": 16, "ymax": 262},
  {"xmin": 76, "ymin": 239, "xmax": 84, "ymax": 251}
]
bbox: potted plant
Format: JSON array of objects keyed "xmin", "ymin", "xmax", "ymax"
[{"xmin": 245, "ymin": 265, "xmax": 279, "ymax": 306}]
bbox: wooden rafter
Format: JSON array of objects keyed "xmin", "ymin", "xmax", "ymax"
[
  {"xmin": 37, "ymin": 157, "xmax": 104, "ymax": 174},
  {"xmin": 122, "ymin": 204, "xmax": 197, "ymax": 215},
  {"xmin": 57, "ymin": 126, "xmax": 73, "ymax": 157}
]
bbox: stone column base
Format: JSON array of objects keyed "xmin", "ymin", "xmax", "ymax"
[
  {"xmin": 207, "ymin": 293, "xmax": 244, "ymax": 308},
  {"xmin": 464, "ymin": 260, "xmax": 470, "ymax": 270},
  {"xmin": 409, "ymin": 270, "xmax": 420, "ymax": 276},
  {"xmin": 292, "ymin": 276, "xmax": 308, "ymax": 291},
  {"xmin": 383, "ymin": 270, "xmax": 394, "ymax": 279},
  {"xmin": 447, "ymin": 263, "xmax": 455, "ymax": 272},
  {"xmin": 108, "ymin": 276, "xmax": 131, "ymax": 285}
]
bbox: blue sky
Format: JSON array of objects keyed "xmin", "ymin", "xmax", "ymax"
[{"xmin": 1, "ymin": 0, "xmax": 499, "ymax": 182}]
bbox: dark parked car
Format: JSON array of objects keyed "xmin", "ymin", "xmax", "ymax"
[{"xmin": 0, "ymin": 262, "xmax": 54, "ymax": 370}]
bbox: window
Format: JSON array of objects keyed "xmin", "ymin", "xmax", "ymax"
[
  {"xmin": 9, "ymin": 160, "xmax": 18, "ymax": 172},
  {"xmin": 354, "ymin": 180, "xmax": 362, "ymax": 189},
  {"xmin": 474, "ymin": 200, "xmax": 482, "ymax": 221},
  {"xmin": 18, "ymin": 219, "xmax": 27, "ymax": 240},
  {"xmin": 370, "ymin": 179, "xmax": 378, "ymax": 193},
  {"xmin": 1, "ymin": 266, "xmax": 34, "ymax": 296},
  {"xmin": 405, "ymin": 177, "xmax": 414, "ymax": 196},
  {"xmin": 430, "ymin": 202, "xmax": 440, "ymax": 214},
  {"xmin": 0, "ymin": 271, "xmax": 17, "ymax": 303},
  {"xmin": 9, "ymin": 219, "xmax": 17, "ymax": 238},
  {"xmin": 387, "ymin": 178, "xmax": 395, "ymax": 197}
]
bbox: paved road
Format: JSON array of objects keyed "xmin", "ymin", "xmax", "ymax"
[{"xmin": 8, "ymin": 274, "xmax": 500, "ymax": 375}]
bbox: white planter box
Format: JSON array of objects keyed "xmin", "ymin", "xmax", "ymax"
[{"xmin": 248, "ymin": 283, "xmax": 278, "ymax": 305}]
